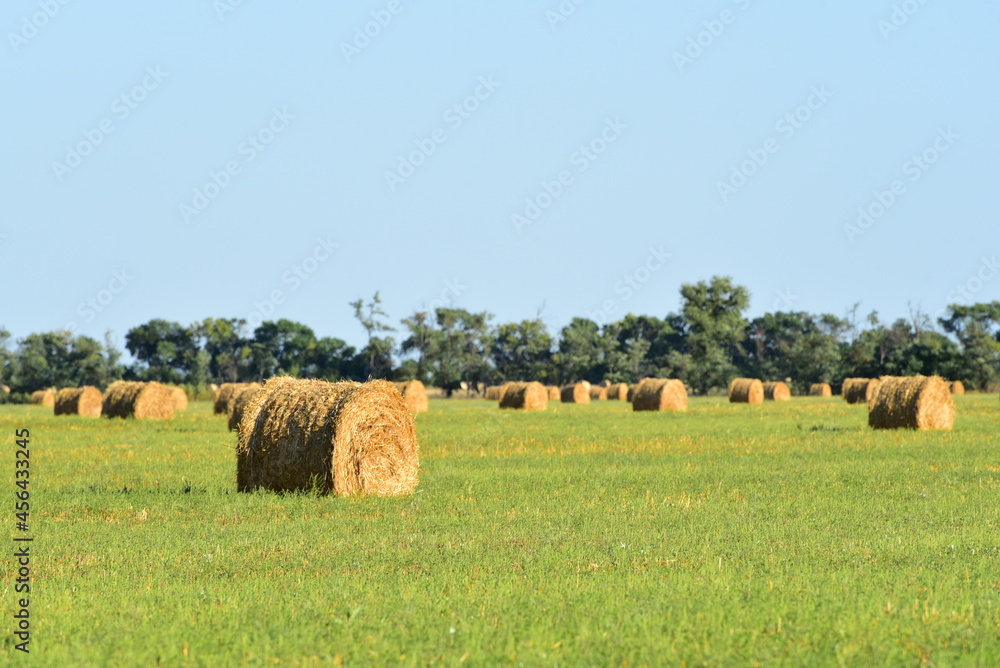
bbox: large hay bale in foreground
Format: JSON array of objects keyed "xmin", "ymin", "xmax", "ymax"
[
  {"xmin": 30, "ymin": 389, "xmax": 56, "ymax": 407},
  {"xmin": 606, "ymin": 383, "xmax": 629, "ymax": 400},
  {"xmin": 868, "ymin": 376, "xmax": 955, "ymax": 430},
  {"xmin": 728, "ymin": 378, "xmax": 764, "ymax": 404},
  {"xmin": 949, "ymin": 380, "xmax": 966, "ymax": 395},
  {"xmin": 589, "ymin": 384, "xmax": 608, "ymax": 400},
  {"xmin": 484, "ymin": 384, "xmax": 507, "ymax": 401},
  {"xmin": 227, "ymin": 385, "xmax": 262, "ymax": 431},
  {"xmin": 101, "ymin": 381, "xmax": 174, "ymax": 419},
  {"xmin": 546, "ymin": 385, "xmax": 560, "ymax": 400},
  {"xmin": 763, "ymin": 381, "xmax": 791, "ymax": 401},
  {"xmin": 632, "ymin": 378, "xmax": 688, "ymax": 412},
  {"xmin": 843, "ymin": 378, "xmax": 880, "ymax": 404},
  {"xmin": 54, "ymin": 387, "xmax": 102, "ymax": 417},
  {"xmin": 167, "ymin": 386, "xmax": 188, "ymax": 411},
  {"xmin": 809, "ymin": 383, "xmax": 833, "ymax": 397},
  {"xmin": 560, "ymin": 382, "xmax": 591, "ymax": 404},
  {"xmin": 237, "ymin": 378, "xmax": 419, "ymax": 496},
  {"xmin": 393, "ymin": 380, "xmax": 429, "ymax": 413},
  {"xmin": 499, "ymin": 381, "xmax": 548, "ymax": 410}
]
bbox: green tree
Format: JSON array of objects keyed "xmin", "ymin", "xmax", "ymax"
[
  {"xmin": 554, "ymin": 318, "xmax": 608, "ymax": 384},
  {"xmin": 489, "ymin": 319, "xmax": 553, "ymax": 381},
  {"xmin": 680, "ymin": 276, "xmax": 750, "ymax": 393},
  {"xmin": 940, "ymin": 302, "xmax": 1000, "ymax": 390},
  {"xmin": 126, "ymin": 319, "xmax": 199, "ymax": 383},
  {"xmin": 193, "ymin": 318, "xmax": 248, "ymax": 382},
  {"xmin": 350, "ymin": 292, "xmax": 396, "ymax": 379}
]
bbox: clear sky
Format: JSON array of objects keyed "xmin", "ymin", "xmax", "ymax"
[{"xmin": 3, "ymin": 1, "xmax": 998, "ymax": 352}]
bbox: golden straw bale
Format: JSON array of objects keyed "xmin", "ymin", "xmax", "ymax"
[
  {"xmin": 546, "ymin": 385, "xmax": 560, "ymax": 400},
  {"xmin": 499, "ymin": 381, "xmax": 548, "ymax": 410},
  {"xmin": 809, "ymin": 383, "xmax": 833, "ymax": 397},
  {"xmin": 237, "ymin": 378, "xmax": 419, "ymax": 496},
  {"xmin": 393, "ymin": 380, "xmax": 429, "ymax": 413},
  {"xmin": 626, "ymin": 384, "xmax": 639, "ymax": 402},
  {"xmin": 484, "ymin": 384, "xmax": 508, "ymax": 401},
  {"xmin": 166, "ymin": 386, "xmax": 188, "ymax": 411},
  {"xmin": 560, "ymin": 382, "xmax": 591, "ymax": 404},
  {"xmin": 763, "ymin": 381, "xmax": 791, "ymax": 401},
  {"xmin": 589, "ymin": 384, "xmax": 608, "ymax": 400},
  {"xmin": 868, "ymin": 375, "xmax": 955, "ymax": 430},
  {"xmin": 606, "ymin": 383, "xmax": 629, "ymax": 400},
  {"xmin": 54, "ymin": 387, "xmax": 102, "ymax": 417},
  {"xmin": 30, "ymin": 389, "xmax": 56, "ymax": 407},
  {"xmin": 843, "ymin": 378, "xmax": 880, "ymax": 404},
  {"xmin": 949, "ymin": 381, "xmax": 965, "ymax": 395},
  {"xmin": 631, "ymin": 378, "xmax": 688, "ymax": 412},
  {"xmin": 728, "ymin": 378, "xmax": 764, "ymax": 404},
  {"xmin": 101, "ymin": 381, "xmax": 174, "ymax": 419},
  {"xmin": 227, "ymin": 385, "xmax": 262, "ymax": 431}
]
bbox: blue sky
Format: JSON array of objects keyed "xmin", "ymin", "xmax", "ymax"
[{"xmin": 3, "ymin": 1, "xmax": 998, "ymax": 352}]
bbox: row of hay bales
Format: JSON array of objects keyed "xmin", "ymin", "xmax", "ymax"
[
  {"xmin": 46, "ymin": 382, "xmax": 188, "ymax": 419},
  {"xmin": 485, "ymin": 378, "xmax": 690, "ymax": 412}
]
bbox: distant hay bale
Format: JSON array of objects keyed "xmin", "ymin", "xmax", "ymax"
[
  {"xmin": 588, "ymin": 384, "xmax": 608, "ymax": 400},
  {"xmin": 484, "ymin": 384, "xmax": 507, "ymax": 401},
  {"xmin": 54, "ymin": 387, "xmax": 102, "ymax": 417},
  {"xmin": 236, "ymin": 377, "xmax": 419, "ymax": 496},
  {"xmin": 632, "ymin": 378, "xmax": 688, "ymax": 412},
  {"xmin": 606, "ymin": 383, "xmax": 629, "ymax": 400},
  {"xmin": 843, "ymin": 378, "xmax": 880, "ymax": 404},
  {"xmin": 393, "ymin": 380, "xmax": 429, "ymax": 413},
  {"xmin": 598, "ymin": 380, "xmax": 611, "ymax": 388},
  {"xmin": 30, "ymin": 389, "xmax": 56, "ymax": 407},
  {"xmin": 1, "ymin": 384, "xmax": 10, "ymax": 394},
  {"xmin": 868, "ymin": 375, "xmax": 955, "ymax": 431},
  {"xmin": 809, "ymin": 383, "xmax": 833, "ymax": 397},
  {"xmin": 101, "ymin": 381, "xmax": 174, "ymax": 419},
  {"xmin": 227, "ymin": 386, "xmax": 261, "ymax": 432},
  {"xmin": 626, "ymin": 384, "xmax": 639, "ymax": 402},
  {"xmin": 546, "ymin": 385, "xmax": 560, "ymax": 400},
  {"xmin": 560, "ymin": 382, "xmax": 591, "ymax": 404},
  {"xmin": 167, "ymin": 386, "xmax": 188, "ymax": 411},
  {"xmin": 949, "ymin": 381, "xmax": 965, "ymax": 395},
  {"xmin": 763, "ymin": 381, "xmax": 791, "ymax": 401},
  {"xmin": 499, "ymin": 381, "xmax": 548, "ymax": 410},
  {"xmin": 728, "ymin": 378, "xmax": 764, "ymax": 404},
  {"xmin": 214, "ymin": 382, "xmax": 257, "ymax": 415}
]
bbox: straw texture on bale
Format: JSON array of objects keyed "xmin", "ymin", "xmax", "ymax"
[
  {"xmin": 484, "ymin": 384, "xmax": 507, "ymax": 401},
  {"xmin": 728, "ymin": 378, "xmax": 764, "ymax": 404},
  {"xmin": 868, "ymin": 375, "xmax": 955, "ymax": 431},
  {"xmin": 546, "ymin": 385, "xmax": 561, "ymax": 400},
  {"xmin": 631, "ymin": 378, "xmax": 688, "ymax": 412},
  {"xmin": 589, "ymin": 384, "xmax": 608, "ymax": 400},
  {"xmin": 606, "ymin": 383, "xmax": 629, "ymax": 400},
  {"xmin": 560, "ymin": 382, "xmax": 591, "ymax": 404},
  {"xmin": 763, "ymin": 381, "xmax": 792, "ymax": 401},
  {"xmin": 626, "ymin": 384, "xmax": 639, "ymax": 402},
  {"xmin": 949, "ymin": 380, "xmax": 966, "ymax": 395},
  {"xmin": 167, "ymin": 386, "xmax": 188, "ymax": 411},
  {"xmin": 54, "ymin": 387, "xmax": 102, "ymax": 417},
  {"xmin": 498, "ymin": 381, "xmax": 548, "ymax": 410},
  {"xmin": 843, "ymin": 378, "xmax": 880, "ymax": 404},
  {"xmin": 101, "ymin": 381, "xmax": 174, "ymax": 419},
  {"xmin": 809, "ymin": 383, "xmax": 833, "ymax": 397},
  {"xmin": 31, "ymin": 389, "xmax": 56, "ymax": 407},
  {"xmin": 227, "ymin": 386, "xmax": 261, "ymax": 431},
  {"xmin": 393, "ymin": 380, "xmax": 429, "ymax": 413},
  {"xmin": 215, "ymin": 383, "xmax": 259, "ymax": 415},
  {"xmin": 236, "ymin": 378, "xmax": 419, "ymax": 496}
]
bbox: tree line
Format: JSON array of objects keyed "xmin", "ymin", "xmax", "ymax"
[{"xmin": 2, "ymin": 277, "xmax": 998, "ymax": 401}]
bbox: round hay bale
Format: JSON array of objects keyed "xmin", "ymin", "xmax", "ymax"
[
  {"xmin": 631, "ymin": 378, "xmax": 688, "ymax": 412},
  {"xmin": 499, "ymin": 381, "xmax": 548, "ymax": 410},
  {"xmin": 101, "ymin": 381, "xmax": 174, "ymax": 419},
  {"xmin": 545, "ymin": 385, "xmax": 560, "ymax": 400},
  {"xmin": 868, "ymin": 375, "xmax": 955, "ymax": 430},
  {"xmin": 213, "ymin": 383, "xmax": 242, "ymax": 414},
  {"xmin": 560, "ymin": 382, "xmax": 591, "ymax": 404},
  {"xmin": 484, "ymin": 384, "xmax": 508, "ymax": 401},
  {"xmin": 626, "ymin": 384, "xmax": 639, "ymax": 402},
  {"xmin": 949, "ymin": 380, "xmax": 965, "ymax": 395},
  {"xmin": 227, "ymin": 386, "xmax": 261, "ymax": 432},
  {"xmin": 763, "ymin": 381, "xmax": 791, "ymax": 401},
  {"xmin": 237, "ymin": 377, "xmax": 419, "ymax": 496},
  {"xmin": 54, "ymin": 387, "xmax": 102, "ymax": 417},
  {"xmin": 843, "ymin": 378, "xmax": 880, "ymax": 404},
  {"xmin": 606, "ymin": 383, "xmax": 629, "ymax": 400},
  {"xmin": 809, "ymin": 383, "xmax": 833, "ymax": 397},
  {"xmin": 30, "ymin": 389, "xmax": 56, "ymax": 407},
  {"xmin": 588, "ymin": 384, "xmax": 608, "ymax": 400},
  {"xmin": 728, "ymin": 378, "xmax": 764, "ymax": 404},
  {"xmin": 167, "ymin": 386, "xmax": 188, "ymax": 411},
  {"xmin": 393, "ymin": 380, "xmax": 429, "ymax": 413}
]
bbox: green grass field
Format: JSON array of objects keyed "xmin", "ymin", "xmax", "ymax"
[{"xmin": 2, "ymin": 396, "xmax": 998, "ymax": 665}]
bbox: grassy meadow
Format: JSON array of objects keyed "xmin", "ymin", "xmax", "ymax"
[{"xmin": 2, "ymin": 395, "xmax": 998, "ymax": 665}]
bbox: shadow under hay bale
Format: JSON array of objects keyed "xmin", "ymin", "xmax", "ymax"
[
  {"xmin": 763, "ymin": 381, "xmax": 792, "ymax": 401},
  {"xmin": 560, "ymin": 382, "xmax": 591, "ymax": 404},
  {"xmin": 498, "ymin": 381, "xmax": 548, "ymax": 410},
  {"xmin": 809, "ymin": 383, "xmax": 833, "ymax": 397},
  {"xmin": 101, "ymin": 381, "xmax": 174, "ymax": 419},
  {"xmin": 228, "ymin": 386, "xmax": 261, "ymax": 432},
  {"xmin": 236, "ymin": 378, "xmax": 419, "ymax": 496},
  {"xmin": 728, "ymin": 378, "xmax": 764, "ymax": 404},
  {"xmin": 54, "ymin": 387, "xmax": 102, "ymax": 417},
  {"xmin": 843, "ymin": 378, "xmax": 880, "ymax": 404},
  {"xmin": 868, "ymin": 375, "xmax": 955, "ymax": 430},
  {"xmin": 393, "ymin": 380, "xmax": 429, "ymax": 413},
  {"xmin": 632, "ymin": 378, "xmax": 688, "ymax": 412}
]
